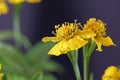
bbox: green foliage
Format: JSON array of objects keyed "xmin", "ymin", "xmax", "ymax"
[
  {"xmin": 31, "ymin": 71, "xmax": 43, "ymax": 80},
  {"xmin": 0, "ymin": 30, "xmax": 13, "ymax": 40},
  {"xmin": 2, "ymin": 74, "xmax": 8, "ymax": 80},
  {"xmin": 0, "ymin": 31, "xmax": 62, "ymax": 80}
]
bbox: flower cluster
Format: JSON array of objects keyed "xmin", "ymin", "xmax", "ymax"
[
  {"xmin": 102, "ymin": 66, "xmax": 120, "ymax": 80},
  {"xmin": 42, "ymin": 18, "xmax": 115, "ymax": 56},
  {"xmin": 0, "ymin": 0, "xmax": 41, "ymax": 15},
  {"xmin": 42, "ymin": 20, "xmax": 95, "ymax": 56},
  {"xmin": 42, "ymin": 18, "xmax": 116, "ymax": 80}
]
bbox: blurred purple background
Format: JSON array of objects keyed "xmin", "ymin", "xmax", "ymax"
[{"xmin": 0, "ymin": 0, "xmax": 120, "ymax": 80}]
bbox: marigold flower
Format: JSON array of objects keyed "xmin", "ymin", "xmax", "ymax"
[
  {"xmin": 83, "ymin": 18, "xmax": 115, "ymax": 51},
  {"xmin": 42, "ymin": 21, "xmax": 95, "ymax": 56},
  {"xmin": 102, "ymin": 66, "xmax": 120, "ymax": 80}
]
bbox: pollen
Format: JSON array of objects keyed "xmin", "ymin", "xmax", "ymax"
[{"xmin": 84, "ymin": 18, "xmax": 106, "ymax": 37}]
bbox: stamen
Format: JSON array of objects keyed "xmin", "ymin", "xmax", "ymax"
[
  {"xmin": 52, "ymin": 31, "xmax": 56, "ymax": 35},
  {"xmin": 84, "ymin": 18, "xmax": 106, "ymax": 37},
  {"xmin": 53, "ymin": 21, "xmax": 81, "ymax": 40}
]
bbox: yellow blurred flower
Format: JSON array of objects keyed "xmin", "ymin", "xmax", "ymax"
[
  {"xmin": 83, "ymin": 18, "xmax": 115, "ymax": 51},
  {"xmin": 8, "ymin": 0, "xmax": 24, "ymax": 4},
  {"xmin": 42, "ymin": 21, "xmax": 95, "ymax": 56},
  {"xmin": 0, "ymin": 0, "xmax": 23, "ymax": 15},
  {"xmin": 26, "ymin": 0, "xmax": 42, "ymax": 3},
  {"xmin": 102, "ymin": 66, "xmax": 120, "ymax": 80},
  {"xmin": 0, "ymin": 0, "xmax": 41, "ymax": 15},
  {"xmin": 0, "ymin": 64, "xmax": 4, "ymax": 80},
  {"xmin": 0, "ymin": 2, "xmax": 9, "ymax": 15}
]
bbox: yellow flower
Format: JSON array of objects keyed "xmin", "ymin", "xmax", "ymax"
[
  {"xmin": 102, "ymin": 66, "xmax": 120, "ymax": 80},
  {"xmin": 0, "ymin": 0, "xmax": 41, "ymax": 15},
  {"xmin": 0, "ymin": 0, "xmax": 23, "ymax": 15},
  {"xmin": 0, "ymin": 2, "xmax": 9, "ymax": 15},
  {"xmin": 26, "ymin": 0, "xmax": 42, "ymax": 3},
  {"xmin": 0, "ymin": 64, "xmax": 4, "ymax": 80},
  {"xmin": 42, "ymin": 21, "xmax": 95, "ymax": 56},
  {"xmin": 8, "ymin": 0, "xmax": 24, "ymax": 4},
  {"xmin": 83, "ymin": 18, "xmax": 115, "ymax": 51}
]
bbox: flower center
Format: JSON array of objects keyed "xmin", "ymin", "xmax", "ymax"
[
  {"xmin": 53, "ymin": 20, "xmax": 81, "ymax": 40},
  {"xmin": 83, "ymin": 18, "xmax": 106, "ymax": 37}
]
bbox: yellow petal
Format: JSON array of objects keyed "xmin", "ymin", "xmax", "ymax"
[
  {"xmin": 98, "ymin": 36, "xmax": 115, "ymax": 46},
  {"xmin": 42, "ymin": 37, "xmax": 62, "ymax": 42},
  {"xmin": 102, "ymin": 75, "xmax": 118, "ymax": 80},
  {"xmin": 102, "ymin": 66, "xmax": 119, "ymax": 80},
  {"xmin": 78, "ymin": 29, "xmax": 96, "ymax": 39},
  {"xmin": 0, "ymin": 2, "xmax": 9, "ymax": 15},
  {"xmin": 92, "ymin": 36, "xmax": 115, "ymax": 51},
  {"xmin": 48, "ymin": 40, "xmax": 69, "ymax": 56},
  {"xmin": 8, "ymin": 0, "xmax": 24, "ymax": 4},
  {"xmin": 26, "ymin": 0, "xmax": 42, "ymax": 3},
  {"xmin": 104, "ymin": 66, "xmax": 118, "ymax": 76},
  {"xmin": 48, "ymin": 36, "xmax": 88, "ymax": 56},
  {"xmin": 67, "ymin": 36, "xmax": 88, "ymax": 50},
  {"xmin": 92, "ymin": 37, "xmax": 102, "ymax": 51}
]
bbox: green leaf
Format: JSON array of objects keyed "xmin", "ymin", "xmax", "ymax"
[
  {"xmin": 0, "ymin": 30, "xmax": 32, "ymax": 50},
  {"xmin": 0, "ymin": 43, "xmax": 31, "ymax": 77},
  {"xmin": 26, "ymin": 41, "xmax": 63, "ymax": 74},
  {"xmin": 13, "ymin": 34, "xmax": 32, "ymax": 51},
  {"xmin": 2, "ymin": 74, "xmax": 8, "ymax": 80},
  {"xmin": 42, "ymin": 74, "xmax": 57, "ymax": 80},
  {"xmin": 6, "ymin": 73, "xmax": 28, "ymax": 80},
  {"xmin": 31, "ymin": 71, "xmax": 43, "ymax": 80},
  {"xmin": 19, "ymin": 35, "xmax": 32, "ymax": 50},
  {"xmin": 0, "ymin": 41, "xmax": 63, "ymax": 80},
  {"xmin": 26, "ymin": 42, "xmax": 55, "ymax": 63}
]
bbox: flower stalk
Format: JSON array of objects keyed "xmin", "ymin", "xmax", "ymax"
[
  {"xmin": 82, "ymin": 40, "xmax": 96, "ymax": 80},
  {"xmin": 13, "ymin": 4, "xmax": 22, "ymax": 47},
  {"xmin": 67, "ymin": 50, "xmax": 82, "ymax": 80},
  {"xmin": 83, "ymin": 54, "xmax": 89, "ymax": 80}
]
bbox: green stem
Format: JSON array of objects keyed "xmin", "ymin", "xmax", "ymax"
[
  {"xmin": 67, "ymin": 50, "xmax": 82, "ymax": 80},
  {"xmin": 13, "ymin": 5, "xmax": 22, "ymax": 47},
  {"xmin": 72, "ymin": 61, "xmax": 81, "ymax": 80},
  {"xmin": 83, "ymin": 55, "xmax": 90, "ymax": 80},
  {"xmin": 82, "ymin": 40, "xmax": 96, "ymax": 80}
]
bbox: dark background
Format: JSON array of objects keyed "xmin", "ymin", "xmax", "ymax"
[{"xmin": 0, "ymin": 0, "xmax": 120, "ymax": 80}]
